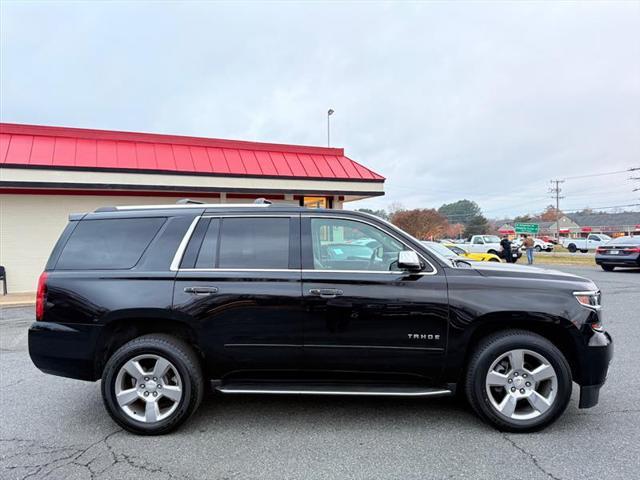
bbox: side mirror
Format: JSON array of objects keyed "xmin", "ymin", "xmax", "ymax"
[{"xmin": 398, "ymin": 250, "xmax": 422, "ymax": 271}]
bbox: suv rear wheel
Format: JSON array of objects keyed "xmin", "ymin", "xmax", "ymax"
[
  {"xmin": 465, "ymin": 330, "xmax": 572, "ymax": 432},
  {"xmin": 101, "ymin": 334, "xmax": 204, "ymax": 435}
]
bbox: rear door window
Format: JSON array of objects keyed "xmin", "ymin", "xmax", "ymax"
[
  {"xmin": 192, "ymin": 217, "xmax": 291, "ymax": 269},
  {"xmin": 56, "ymin": 217, "xmax": 165, "ymax": 270}
]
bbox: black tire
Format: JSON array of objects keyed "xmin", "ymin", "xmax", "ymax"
[
  {"xmin": 465, "ymin": 330, "xmax": 572, "ymax": 432},
  {"xmin": 601, "ymin": 265, "xmax": 614, "ymax": 271},
  {"xmin": 567, "ymin": 244, "xmax": 577, "ymax": 253},
  {"xmin": 101, "ymin": 334, "xmax": 204, "ymax": 435},
  {"xmin": 580, "ymin": 249, "xmax": 588, "ymax": 253},
  {"xmin": 487, "ymin": 250, "xmax": 498, "ymax": 256},
  {"xmin": 534, "ymin": 245, "xmax": 542, "ymax": 252},
  {"xmin": 488, "ymin": 258, "xmax": 500, "ymax": 262}
]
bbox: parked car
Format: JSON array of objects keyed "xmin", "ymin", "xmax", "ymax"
[
  {"xmin": 595, "ymin": 236, "xmax": 640, "ymax": 271},
  {"xmin": 512, "ymin": 237, "xmax": 554, "ymax": 252},
  {"xmin": 441, "ymin": 243, "xmax": 502, "ymax": 262},
  {"xmin": 540, "ymin": 235, "xmax": 558, "ymax": 245},
  {"xmin": 463, "ymin": 235, "xmax": 521, "ymax": 262},
  {"xmin": 30, "ymin": 202, "xmax": 613, "ymax": 435},
  {"xmin": 561, "ymin": 234, "xmax": 612, "ymax": 253}
]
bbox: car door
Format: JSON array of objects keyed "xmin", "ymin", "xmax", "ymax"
[
  {"xmin": 470, "ymin": 236, "xmax": 484, "ymax": 253},
  {"xmin": 587, "ymin": 234, "xmax": 602, "ymax": 249},
  {"xmin": 172, "ymin": 213, "xmax": 303, "ymax": 378},
  {"xmin": 300, "ymin": 214, "xmax": 449, "ymax": 383}
]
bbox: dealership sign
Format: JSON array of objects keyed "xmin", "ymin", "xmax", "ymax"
[{"xmin": 514, "ymin": 223, "xmax": 540, "ymax": 234}]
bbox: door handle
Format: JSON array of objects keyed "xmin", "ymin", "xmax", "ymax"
[
  {"xmin": 309, "ymin": 288, "xmax": 344, "ymax": 299},
  {"xmin": 184, "ymin": 286, "xmax": 219, "ymax": 295}
]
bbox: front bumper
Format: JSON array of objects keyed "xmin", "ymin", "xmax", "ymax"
[
  {"xmin": 29, "ymin": 322, "xmax": 101, "ymax": 381},
  {"xmin": 577, "ymin": 331, "xmax": 613, "ymax": 408}
]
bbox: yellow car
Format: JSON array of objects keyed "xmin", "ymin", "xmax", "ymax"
[{"xmin": 443, "ymin": 243, "xmax": 502, "ymax": 262}]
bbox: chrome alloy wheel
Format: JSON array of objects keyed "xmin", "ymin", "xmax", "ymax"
[
  {"xmin": 114, "ymin": 354, "xmax": 183, "ymax": 423},
  {"xmin": 485, "ymin": 349, "xmax": 558, "ymax": 421}
]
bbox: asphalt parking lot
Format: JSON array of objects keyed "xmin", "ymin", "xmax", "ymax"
[{"xmin": 1, "ymin": 265, "xmax": 638, "ymax": 480}]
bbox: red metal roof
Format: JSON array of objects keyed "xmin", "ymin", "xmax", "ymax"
[{"xmin": 0, "ymin": 123, "xmax": 384, "ymax": 182}]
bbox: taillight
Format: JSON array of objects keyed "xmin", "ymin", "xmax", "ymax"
[
  {"xmin": 625, "ymin": 247, "xmax": 640, "ymax": 253},
  {"xmin": 36, "ymin": 272, "xmax": 48, "ymax": 321},
  {"xmin": 595, "ymin": 247, "xmax": 605, "ymax": 253}
]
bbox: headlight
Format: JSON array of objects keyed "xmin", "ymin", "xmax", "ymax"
[{"xmin": 573, "ymin": 290, "xmax": 601, "ymax": 311}]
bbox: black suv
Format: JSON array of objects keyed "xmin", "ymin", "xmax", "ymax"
[{"xmin": 29, "ymin": 201, "xmax": 613, "ymax": 434}]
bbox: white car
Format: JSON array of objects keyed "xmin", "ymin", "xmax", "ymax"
[
  {"xmin": 561, "ymin": 234, "xmax": 612, "ymax": 253},
  {"xmin": 513, "ymin": 238, "xmax": 554, "ymax": 252}
]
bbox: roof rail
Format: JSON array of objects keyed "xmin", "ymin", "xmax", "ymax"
[
  {"xmin": 176, "ymin": 198, "xmax": 205, "ymax": 205},
  {"xmin": 112, "ymin": 203, "xmax": 273, "ymax": 211}
]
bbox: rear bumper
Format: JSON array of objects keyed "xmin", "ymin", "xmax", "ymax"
[
  {"xmin": 28, "ymin": 322, "xmax": 101, "ymax": 381},
  {"xmin": 595, "ymin": 254, "xmax": 640, "ymax": 267},
  {"xmin": 576, "ymin": 331, "xmax": 613, "ymax": 409}
]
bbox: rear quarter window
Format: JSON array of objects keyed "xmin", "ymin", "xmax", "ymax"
[{"xmin": 56, "ymin": 217, "xmax": 166, "ymax": 270}]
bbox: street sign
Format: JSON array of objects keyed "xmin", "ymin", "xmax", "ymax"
[{"xmin": 514, "ymin": 223, "xmax": 539, "ymax": 234}]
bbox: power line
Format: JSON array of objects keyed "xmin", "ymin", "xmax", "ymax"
[
  {"xmin": 563, "ymin": 167, "xmax": 639, "ymax": 181},
  {"xmin": 561, "ymin": 203, "xmax": 640, "ymax": 212}
]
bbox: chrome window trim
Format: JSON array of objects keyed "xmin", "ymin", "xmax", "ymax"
[
  {"xmin": 169, "ymin": 216, "xmax": 202, "ymax": 271},
  {"xmin": 201, "ymin": 214, "xmax": 297, "ymax": 219},
  {"xmin": 179, "ymin": 268, "xmax": 296, "ymax": 272},
  {"xmin": 176, "ymin": 267, "xmax": 434, "ymax": 275},
  {"xmin": 171, "ymin": 213, "xmax": 439, "ymax": 275},
  {"xmin": 303, "ymin": 214, "xmax": 438, "ymax": 275}
]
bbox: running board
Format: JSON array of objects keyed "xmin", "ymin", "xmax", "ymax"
[{"xmin": 215, "ymin": 382, "xmax": 453, "ymax": 398}]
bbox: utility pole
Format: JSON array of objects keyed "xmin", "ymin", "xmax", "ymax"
[
  {"xmin": 327, "ymin": 108, "xmax": 334, "ymax": 147},
  {"xmin": 549, "ymin": 180, "xmax": 565, "ymax": 242},
  {"xmin": 631, "ymin": 167, "xmax": 640, "ymax": 197}
]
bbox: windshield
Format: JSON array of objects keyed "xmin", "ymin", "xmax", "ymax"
[{"xmin": 483, "ymin": 235, "xmax": 501, "ymax": 243}]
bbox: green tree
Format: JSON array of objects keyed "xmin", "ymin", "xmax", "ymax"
[
  {"xmin": 464, "ymin": 214, "xmax": 490, "ymax": 237},
  {"xmin": 438, "ymin": 199, "xmax": 482, "ymax": 226}
]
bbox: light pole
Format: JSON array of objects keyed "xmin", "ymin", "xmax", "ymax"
[{"xmin": 327, "ymin": 108, "xmax": 334, "ymax": 147}]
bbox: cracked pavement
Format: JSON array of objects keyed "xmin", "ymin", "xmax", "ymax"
[{"xmin": 1, "ymin": 266, "xmax": 639, "ymax": 479}]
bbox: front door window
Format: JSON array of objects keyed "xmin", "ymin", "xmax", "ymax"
[{"xmin": 311, "ymin": 218, "xmax": 406, "ymax": 271}]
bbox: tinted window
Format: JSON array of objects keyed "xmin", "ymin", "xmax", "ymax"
[
  {"xmin": 57, "ymin": 217, "xmax": 165, "ymax": 270},
  {"xmin": 311, "ymin": 218, "xmax": 405, "ymax": 271},
  {"xmin": 195, "ymin": 219, "xmax": 220, "ymax": 268},
  {"xmin": 218, "ymin": 217, "xmax": 290, "ymax": 269}
]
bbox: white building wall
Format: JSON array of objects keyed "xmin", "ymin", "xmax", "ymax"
[{"xmin": 0, "ymin": 194, "xmax": 222, "ymax": 293}]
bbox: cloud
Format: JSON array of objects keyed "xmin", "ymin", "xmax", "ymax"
[{"xmin": 1, "ymin": 1, "xmax": 638, "ymax": 217}]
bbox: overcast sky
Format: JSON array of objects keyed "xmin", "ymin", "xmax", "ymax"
[{"xmin": 1, "ymin": 1, "xmax": 639, "ymax": 218}]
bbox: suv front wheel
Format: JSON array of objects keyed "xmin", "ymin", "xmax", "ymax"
[
  {"xmin": 101, "ymin": 334, "xmax": 204, "ymax": 435},
  {"xmin": 465, "ymin": 330, "xmax": 572, "ymax": 432}
]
